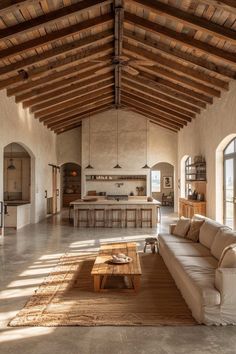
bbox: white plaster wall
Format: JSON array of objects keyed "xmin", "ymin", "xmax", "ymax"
[
  {"xmin": 178, "ymin": 81, "xmax": 236, "ymax": 220},
  {"xmin": 0, "ymin": 91, "xmax": 57, "ymax": 223},
  {"xmin": 57, "ymin": 127, "xmax": 81, "ymax": 166},
  {"xmin": 81, "ymin": 109, "xmax": 178, "ymax": 206}
]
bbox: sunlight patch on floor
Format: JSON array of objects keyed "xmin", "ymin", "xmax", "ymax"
[{"xmin": 0, "ymin": 327, "xmax": 54, "ymax": 343}]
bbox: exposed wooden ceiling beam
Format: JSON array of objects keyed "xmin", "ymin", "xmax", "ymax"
[
  {"xmin": 0, "ymin": 0, "xmax": 113, "ymax": 41},
  {"xmin": 0, "ymin": 1, "xmax": 37, "ymax": 14},
  {"xmin": 0, "ymin": 30, "xmax": 113, "ymax": 78},
  {"xmin": 122, "ymin": 78, "xmax": 200, "ymax": 114},
  {"xmin": 114, "ymin": 0, "xmax": 124, "ymax": 108},
  {"xmin": 3, "ymin": 44, "xmax": 113, "ymax": 92},
  {"xmin": 121, "ymin": 93, "xmax": 187, "ymax": 126},
  {"xmin": 123, "ymin": 72, "xmax": 206, "ymax": 109},
  {"xmin": 0, "ymin": 13, "xmax": 113, "ymax": 61},
  {"xmin": 123, "ymin": 35, "xmax": 229, "ymax": 89},
  {"xmin": 198, "ymin": 0, "xmax": 236, "ymax": 15},
  {"xmin": 47, "ymin": 99, "xmax": 114, "ymax": 129},
  {"xmin": 127, "ymin": 0, "xmax": 236, "ymax": 44},
  {"xmin": 122, "ymin": 101, "xmax": 180, "ymax": 131},
  {"xmin": 34, "ymin": 81, "xmax": 114, "ymax": 118},
  {"xmin": 123, "ymin": 45, "xmax": 221, "ymax": 97},
  {"xmin": 7, "ymin": 54, "xmax": 112, "ymax": 97},
  {"xmin": 19, "ymin": 70, "xmax": 113, "ymax": 106},
  {"xmin": 41, "ymin": 92, "xmax": 115, "ymax": 124},
  {"xmin": 123, "ymin": 30, "xmax": 236, "ymax": 80},
  {"xmin": 124, "ymin": 12, "xmax": 236, "ymax": 66},
  {"xmin": 121, "ymin": 85, "xmax": 195, "ymax": 119},
  {"xmin": 133, "ymin": 68, "xmax": 213, "ymax": 104},
  {"xmin": 54, "ymin": 106, "xmax": 114, "ymax": 133}
]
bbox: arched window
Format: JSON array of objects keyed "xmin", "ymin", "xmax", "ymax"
[{"xmin": 223, "ymin": 138, "xmax": 236, "ymax": 228}]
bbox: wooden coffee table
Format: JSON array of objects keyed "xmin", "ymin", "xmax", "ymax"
[{"xmin": 91, "ymin": 242, "xmax": 142, "ymax": 292}]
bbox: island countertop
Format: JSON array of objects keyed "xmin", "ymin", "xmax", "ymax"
[{"xmin": 70, "ymin": 198, "xmax": 160, "ymax": 206}]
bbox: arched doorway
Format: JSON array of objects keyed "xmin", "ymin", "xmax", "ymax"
[
  {"xmin": 60, "ymin": 162, "xmax": 81, "ymax": 208},
  {"xmin": 3, "ymin": 142, "xmax": 36, "ymax": 228},
  {"xmin": 216, "ymin": 134, "xmax": 236, "ymax": 224},
  {"xmin": 151, "ymin": 162, "xmax": 174, "ymax": 208}
]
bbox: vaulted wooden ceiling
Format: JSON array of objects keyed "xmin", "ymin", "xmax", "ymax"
[{"xmin": 0, "ymin": 0, "xmax": 236, "ymax": 134}]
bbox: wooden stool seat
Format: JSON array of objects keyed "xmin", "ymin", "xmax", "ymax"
[
  {"xmin": 125, "ymin": 208, "xmax": 137, "ymax": 227},
  {"xmin": 143, "ymin": 237, "xmax": 158, "ymax": 253},
  {"xmin": 140, "ymin": 208, "xmax": 152, "ymax": 228},
  {"xmin": 110, "ymin": 208, "xmax": 122, "ymax": 227},
  {"xmin": 94, "ymin": 209, "xmax": 106, "ymax": 227},
  {"xmin": 77, "ymin": 209, "xmax": 90, "ymax": 227}
]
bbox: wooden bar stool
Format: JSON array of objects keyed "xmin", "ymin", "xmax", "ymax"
[
  {"xmin": 94, "ymin": 209, "xmax": 106, "ymax": 227},
  {"xmin": 77, "ymin": 209, "xmax": 90, "ymax": 227},
  {"xmin": 125, "ymin": 208, "xmax": 137, "ymax": 228},
  {"xmin": 110, "ymin": 208, "xmax": 122, "ymax": 227},
  {"xmin": 140, "ymin": 208, "xmax": 152, "ymax": 228}
]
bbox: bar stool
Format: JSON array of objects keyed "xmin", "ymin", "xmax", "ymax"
[
  {"xmin": 125, "ymin": 208, "xmax": 137, "ymax": 228},
  {"xmin": 77, "ymin": 209, "xmax": 90, "ymax": 227},
  {"xmin": 94, "ymin": 209, "xmax": 106, "ymax": 227},
  {"xmin": 140, "ymin": 208, "xmax": 152, "ymax": 228},
  {"xmin": 110, "ymin": 209, "xmax": 122, "ymax": 227}
]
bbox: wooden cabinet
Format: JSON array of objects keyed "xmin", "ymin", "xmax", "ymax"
[{"xmin": 179, "ymin": 198, "xmax": 206, "ymax": 218}]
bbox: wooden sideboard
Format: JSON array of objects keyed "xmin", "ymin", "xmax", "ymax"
[{"xmin": 179, "ymin": 198, "xmax": 206, "ymax": 218}]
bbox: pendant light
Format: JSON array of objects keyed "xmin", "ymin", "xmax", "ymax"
[
  {"xmin": 113, "ymin": 110, "xmax": 122, "ymax": 169},
  {"xmin": 7, "ymin": 143, "xmax": 16, "ymax": 170},
  {"xmin": 85, "ymin": 116, "xmax": 94, "ymax": 169},
  {"xmin": 142, "ymin": 118, "xmax": 150, "ymax": 169}
]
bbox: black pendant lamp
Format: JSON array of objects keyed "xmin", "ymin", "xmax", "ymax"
[
  {"xmin": 142, "ymin": 118, "xmax": 150, "ymax": 169},
  {"xmin": 7, "ymin": 143, "xmax": 16, "ymax": 170},
  {"xmin": 85, "ymin": 116, "xmax": 94, "ymax": 169},
  {"xmin": 113, "ymin": 110, "xmax": 122, "ymax": 169}
]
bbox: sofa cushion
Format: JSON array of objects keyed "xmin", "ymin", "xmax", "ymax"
[
  {"xmin": 199, "ymin": 219, "xmax": 223, "ymax": 249},
  {"xmin": 173, "ymin": 217, "xmax": 191, "ymax": 237},
  {"xmin": 162, "ymin": 242, "xmax": 211, "ymax": 257},
  {"xmin": 158, "ymin": 233, "xmax": 193, "ymax": 243},
  {"xmin": 211, "ymin": 229, "xmax": 236, "ymax": 260},
  {"xmin": 218, "ymin": 243, "xmax": 236, "ymax": 268},
  {"xmin": 186, "ymin": 220, "xmax": 205, "ymax": 242}
]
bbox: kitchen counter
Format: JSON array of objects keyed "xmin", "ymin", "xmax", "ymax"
[
  {"xmin": 4, "ymin": 202, "xmax": 31, "ymax": 229},
  {"xmin": 70, "ymin": 197, "xmax": 160, "ymax": 228}
]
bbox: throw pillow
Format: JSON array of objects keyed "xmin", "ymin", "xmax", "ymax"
[
  {"xmin": 173, "ymin": 217, "xmax": 191, "ymax": 238},
  {"xmin": 218, "ymin": 243, "xmax": 236, "ymax": 268},
  {"xmin": 186, "ymin": 220, "xmax": 205, "ymax": 242}
]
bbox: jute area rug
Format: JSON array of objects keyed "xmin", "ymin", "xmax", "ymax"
[{"xmin": 9, "ymin": 252, "xmax": 196, "ymax": 327}]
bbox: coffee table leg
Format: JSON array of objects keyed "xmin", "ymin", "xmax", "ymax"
[
  {"xmin": 132, "ymin": 275, "xmax": 141, "ymax": 292},
  {"xmin": 94, "ymin": 275, "xmax": 101, "ymax": 292}
]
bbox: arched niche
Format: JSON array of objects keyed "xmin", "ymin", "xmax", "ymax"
[
  {"xmin": 3, "ymin": 142, "xmax": 36, "ymax": 224},
  {"xmin": 60, "ymin": 162, "xmax": 81, "ymax": 207},
  {"xmin": 150, "ymin": 162, "xmax": 174, "ymax": 206},
  {"xmin": 216, "ymin": 134, "xmax": 236, "ymax": 223}
]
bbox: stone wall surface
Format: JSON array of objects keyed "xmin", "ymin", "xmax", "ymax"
[
  {"xmin": 0, "ymin": 91, "xmax": 57, "ymax": 223},
  {"xmin": 178, "ymin": 81, "xmax": 236, "ymax": 220}
]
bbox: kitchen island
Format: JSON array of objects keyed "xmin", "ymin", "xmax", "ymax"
[{"xmin": 70, "ymin": 197, "xmax": 160, "ymax": 228}]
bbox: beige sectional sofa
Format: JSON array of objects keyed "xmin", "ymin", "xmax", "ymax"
[{"xmin": 158, "ymin": 215, "xmax": 236, "ymax": 325}]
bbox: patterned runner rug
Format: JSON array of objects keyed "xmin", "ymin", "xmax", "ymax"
[{"xmin": 9, "ymin": 252, "xmax": 196, "ymax": 326}]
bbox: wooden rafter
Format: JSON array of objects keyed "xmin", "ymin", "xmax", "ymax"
[
  {"xmin": 0, "ymin": 14, "xmax": 113, "ymax": 61},
  {"xmin": 121, "ymin": 85, "xmax": 195, "ymax": 119},
  {"xmin": 123, "ymin": 45, "xmax": 222, "ymax": 97},
  {"xmin": 123, "ymin": 73, "xmax": 206, "ymax": 109},
  {"xmin": 0, "ymin": 30, "xmax": 113, "ymax": 78},
  {"xmin": 121, "ymin": 93, "xmax": 187, "ymax": 126},
  {"xmin": 198, "ymin": 1, "xmax": 236, "ymax": 15},
  {"xmin": 41, "ymin": 92, "xmax": 115, "ymax": 124},
  {"xmin": 0, "ymin": 1, "xmax": 37, "ymax": 14},
  {"xmin": 123, "ymin": 30, "xmax": 236, "ymax": 80},
  {"xmin": 0, "ymin": 0, "xmax": 113, "ymax": 41},
  {"xmin": 114, "ymin": 0, "xmax": 124, "ymax": 108},
  {"xmin": 127, "ymin": 0, "xmax": 236, "ymax": 43},
  {"xmin": 19, "ymin": 70, "xmax": 113, "ymax": 106},
  {"xmin": 122, "ymin": 77, "xmax": 200, "ymax": 114},
  {"xmin": 124, "ymin": 12, "xmax": 236, "ymax": 66}
]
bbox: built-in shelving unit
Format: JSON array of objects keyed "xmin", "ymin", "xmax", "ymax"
[
  {"xmin": 185, "ymin": 161, "xmax": 206, "ymax": 182},
  {"xmin": 86, "ymin": 175, "xmax": 146, "ymax": 182},
  {"xmin": 62, "ymin": 163, "xmax": 81, "ymax": 207}
]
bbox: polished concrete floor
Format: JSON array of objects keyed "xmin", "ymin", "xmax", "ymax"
[{"xmin": 0, "ymin": 208, "xmax": 236, "ymax": 354}]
